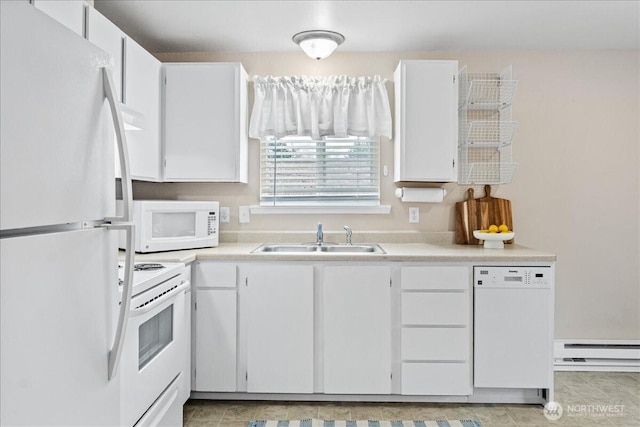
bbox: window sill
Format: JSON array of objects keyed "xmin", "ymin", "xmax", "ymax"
[{"xmin": 249, "ymin": 205, "xmax": 392, "ymax": 215}]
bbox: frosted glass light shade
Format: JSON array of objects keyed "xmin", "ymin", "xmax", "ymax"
[{"xmin": 293, "ymin": 30, "xmax": 345, "ymax": 60}]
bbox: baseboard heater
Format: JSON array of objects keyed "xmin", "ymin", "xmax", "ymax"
[{"xmin": 554, "ymin": 340, "xmax": 640, "ymax": 372}]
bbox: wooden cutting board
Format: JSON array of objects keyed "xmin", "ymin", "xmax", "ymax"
[
  {"xmin": 477, "ymin": 185, "xmax": 514, "ymax": 244},
  {"xmin": 455, "ymin": 188, "xmax": 488, "ymax": 245}
]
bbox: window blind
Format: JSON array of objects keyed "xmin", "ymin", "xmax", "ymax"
[{"xmin": 260, "ymin": 136, "xmax": 380, "ymax": 206}]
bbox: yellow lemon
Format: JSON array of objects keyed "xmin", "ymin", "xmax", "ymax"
[
  {"xmin": 488, "ymin": 224, "xmax": 499, "ymax": 233},
  {"xmin": 498, "ymin": 224, "xmax": 509, "ymax": 233}
]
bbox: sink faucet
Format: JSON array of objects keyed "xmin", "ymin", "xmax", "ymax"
[
  {"xmin": 316, "ymin": 223, "xmax": 323, "ymax": 245},
  {"xmin": 344, "ymin": 225, "xmax": 352, "ymax": 245}
]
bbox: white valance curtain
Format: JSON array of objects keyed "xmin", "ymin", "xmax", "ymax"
[{"xmin": 249, "ymin": 75, "xmax": 392, "ymax": 140}]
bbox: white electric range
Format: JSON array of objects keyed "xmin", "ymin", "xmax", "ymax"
[
  {"xmin": 118, "ymin": 262, "xmax": 186, "ymax": 296},
  {"xmin": 117, "ymin": 261, "xmax": 190, "ymax": 427}
]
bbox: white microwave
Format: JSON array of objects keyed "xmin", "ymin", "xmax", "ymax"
[{"xmin": 118, "ymin": 200, "xmax": 219, "ymax": 253}]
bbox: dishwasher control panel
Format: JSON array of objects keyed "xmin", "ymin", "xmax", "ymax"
[{"xmin": 474, "ymin": 266, "xmax": 552, "ymax": 288}]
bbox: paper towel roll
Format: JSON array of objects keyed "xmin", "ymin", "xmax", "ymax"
[{"xmin": 395, "ymin": 187, "xmax": 447, "ymax": 203}]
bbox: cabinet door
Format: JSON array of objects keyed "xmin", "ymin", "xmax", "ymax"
[
  {"xmin": 33, "ymin": 0, "xmax": 84, "ymax": 36},
  {"xmin": 194, "ymin": 289, "xmax": 237, "ymax": 392},
  {"xmin": 244, "ymin": 264, "xmax": 314, "ymax": 393},
  {"xmin": 124, "ymin": 37, "xmax": 162, "ymax": 181},
  {"xmin": 394, "ymin": 60, "xmax": 458, "ymax": 182},
  {"xmin": 164, "ymin": 63, "xmax": 248, "ymax": 182},
  {"xmin": 86, "ymin": 7, "xmax": 124, "ymax": 102},
  {"xmin": 180, "ymin": 270, "xmax": 192, "ymax": 404},
  {"xmin": 323, "ymin": 266, "xmax": 391, "ymax": 394}
]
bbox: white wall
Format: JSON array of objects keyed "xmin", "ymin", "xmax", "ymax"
[{"xmin": 135, "ymin": 50, "xmax": 640, "ymax": 341}]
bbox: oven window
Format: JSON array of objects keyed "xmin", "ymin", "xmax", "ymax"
[
  {"xmin": 138, "ymin": 305, "xmax": 173, "ymax": 370},
  {"xmin": 152, "ymin": 212, "xmax": 196, "ymax": 238}
]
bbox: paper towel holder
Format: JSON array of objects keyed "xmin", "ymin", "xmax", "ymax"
[{"xmin": 395, "ymin": 187, "xmax": 447, "ymax": 203}]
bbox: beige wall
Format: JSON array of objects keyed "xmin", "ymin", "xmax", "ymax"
[{"xmin": 136, "ymin": 50, "xmax": 640, "ymax": 340}]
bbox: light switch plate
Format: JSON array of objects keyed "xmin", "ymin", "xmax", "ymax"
[
  {"xmin": 239, "ymin": 206, "xmax": 250, "ymax": 223},
  {"xmin": 220, "ymin": 207, "xmax": 230, "ymax": 223},
  {"xmin": 409, "ymin": 207, "xmax": 419, "ymax": 223}
]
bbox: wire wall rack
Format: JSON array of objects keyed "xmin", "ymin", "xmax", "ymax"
[
  {"xmin": 458, "ymin": 66, "xmax": 518, "ymax": 184},
  {"xmin": 461, "ymin": 120, "xmax": 518, "ymax": 147}
]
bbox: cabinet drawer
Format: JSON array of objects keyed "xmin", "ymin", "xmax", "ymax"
[
  {"xmin": 401, "ymin": 327, "xmax": 469, "ymax": 361},
  {"xmin": 401, "ymin": 266, "xmax": 468, "ymax": 290},
  {"xmin": 401, "ymin": 362, "xmax": 471, "ymax": 395},
  {"xmin": 194, "ymin": 262, "xmax": 236, "ymax": 288},
  {"xmin": 401, "ymin": 292, "xmax": 468, "ymax": 325}
]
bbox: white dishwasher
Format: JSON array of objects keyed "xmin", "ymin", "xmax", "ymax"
[{"xmin": 474, "ymin": 266, "xmax": 554, "ymax": 389}]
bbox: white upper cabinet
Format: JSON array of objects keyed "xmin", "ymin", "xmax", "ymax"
[
  {"xmin": 163, "ymin": 63, "xmax": 248, "ymax": 182},
  {"xmin": 32, "ymin": 0, "xmax": 84, "ymax": 36},
  {"xmin": 85, "ymin": 7, "xmax": 125, "ymax": 102},
  {"xmin": 394, "ymin": 60, "xmax": 458, "ymax": 182},
  {"xmin": 124, "ymin": 37, "xmax": 162, "ymax": 181},
  {"xmin": 86, "ymin": 6, "xmax": 163, "ymax": 181}
]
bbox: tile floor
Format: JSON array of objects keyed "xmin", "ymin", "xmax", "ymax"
[{"xmin": 183, "ymin": 371, "xmax": 640, "ymax": 427}]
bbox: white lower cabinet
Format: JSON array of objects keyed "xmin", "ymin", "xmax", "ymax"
[
  {"xmin": 193, "ymin": 262, "xmax": 237, "ymax": 392},
  {"xmin": 195, "ymin": 289, "xmax": 237, "ymax": 392},
  {"xmin": 401, "ymin": 363, "xmax": 470, "ymax": 396},
  {"xmin": 242, "ymin": 264, "xmax": 314, "ymax": 393},
  {"xmin": 322, "ymin": 266, "xmax": 391, "ymax": 394},
  {"xmin": 192, "ymin": 261, "xmax": 479, "ymax": 397},
  {"xmin": 401, "ymin": 327, "xmax": 468, "ymax": 361},
  {"xmin": 180, "ymin": 267, "xmax": 192, "ymax": 403},
  {"xmin": 399, "ymin": 265, "xmax": 472, "ymax": 396}
]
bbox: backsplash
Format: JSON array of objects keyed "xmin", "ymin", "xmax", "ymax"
[{"xmin": 218, "ymin": 230, "xmax": 455, "ymax": 245}]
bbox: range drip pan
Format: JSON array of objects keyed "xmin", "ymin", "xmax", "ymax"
[{"xmin": 133, "ymin": 263, "xmax": 166, "ymax": 272}]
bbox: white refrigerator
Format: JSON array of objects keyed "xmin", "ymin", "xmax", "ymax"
[{"xmin": 0, "ymin": 2, "xmax": 135, "ymax": 426}]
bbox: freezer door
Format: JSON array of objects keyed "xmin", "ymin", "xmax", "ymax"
[
  {"xmin": 0, "ymin": 228, "xmax": 121, "ymax": 426},
  {"xmin": 0, "ymin": 1, "xmax": 115, "ymax": 231}
]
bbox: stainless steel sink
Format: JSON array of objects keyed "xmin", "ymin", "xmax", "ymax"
[
  {"xmin": 252, "ymin": 243, "xmax": 385, "ymax": 254},
  {"xmin": 319, "ymin": 244, "xmax": 384, "ymax": 253},
  {"xmin": 253, "ymin": 244, "xmax": 318, "ymax": 253}
]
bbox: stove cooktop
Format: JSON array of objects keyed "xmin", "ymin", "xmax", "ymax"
[
  {"xmin": 118, "ymin": 261, "xmax": 185, "ymax": 297},
  {"xmin": 134, "ymin": 263, "xmax": 165, "ymax": 272}
]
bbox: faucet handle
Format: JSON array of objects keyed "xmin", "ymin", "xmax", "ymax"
[{"xmin": 343, "ymin": 225, "xmax": 352, "ymax": 245}]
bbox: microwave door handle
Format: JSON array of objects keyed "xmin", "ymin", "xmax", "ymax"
[
  {"xmin": 129, "ymin": 280, "xmax": 190, "ymax": 318},
  {"xmin": 102, "ymin": 67, "xmax": 133, "ymax": 223},
  {"xmin": 103, "ymin": 222, "xmax": 135, "ymax": 380}
]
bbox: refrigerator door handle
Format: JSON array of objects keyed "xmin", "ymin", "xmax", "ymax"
[
  {"xmin": 102, "ymin": 67, "xmax": 133, "ymax": 223},
  {"xmin": 103, "ymin": 222, "xmax": 135, "ymax": 380}
]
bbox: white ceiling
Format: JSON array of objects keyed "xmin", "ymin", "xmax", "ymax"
[{"xmin": 94, "ymin": 0, "xmax": 640, "ymax": 54}]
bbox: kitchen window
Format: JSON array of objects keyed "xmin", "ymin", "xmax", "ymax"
[{"xmin": 259, "ymin": 135, "xmax": 379, "ymax": 207}]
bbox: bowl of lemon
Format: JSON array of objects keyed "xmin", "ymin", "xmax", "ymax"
[{"xmin": 473, "ymin": 224, "xmax": 514, "ymax": 249}]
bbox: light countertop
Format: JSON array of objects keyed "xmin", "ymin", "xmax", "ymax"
[{"xmin": 125, "ymin": 242, "xmax": 556, "ymax": 264}]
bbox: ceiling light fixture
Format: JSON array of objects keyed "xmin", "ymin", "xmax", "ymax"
[{"xmin": 292, "ymin": 30, "xmax": 345, "ymax": 60}]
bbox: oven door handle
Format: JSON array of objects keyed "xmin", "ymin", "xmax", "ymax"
[{"xmin": 129, "ymin": 280, "xmax": 190, "ymax": 318}]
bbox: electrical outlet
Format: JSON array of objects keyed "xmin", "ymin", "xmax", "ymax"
[
  {"xmin": 409, "ymin": 207, "xmax": 419, "ymax": 223},
  {"xmin": 220, "ymin": 207, "xmax": 230, "ymax": 223},
  {"xmin": 239, "ymin": 206, "xmax": 250, "ymax": 224}
]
